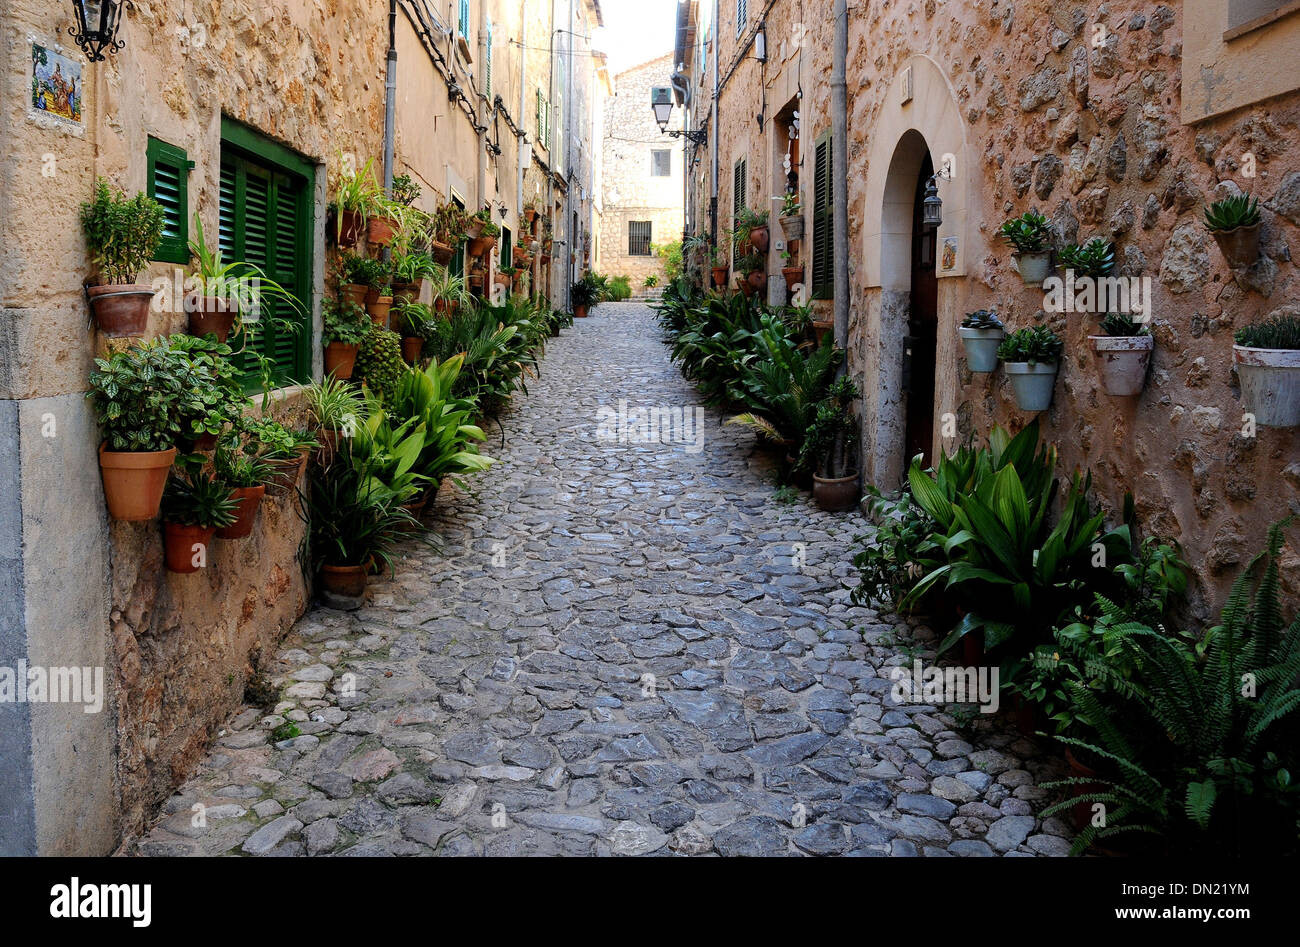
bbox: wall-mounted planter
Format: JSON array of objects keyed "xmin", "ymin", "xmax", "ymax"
[
  {"xmin": 401, "ymin": 336, "xmax": 423, "ymax": 363},
  {"xmin": 164, "ymin": 522, "xmax": 215, "ymax": 573},
  {"xmin": 958, "ymin": 326, "xmax": 1005, "ymax": 373},
  {"xmin": 264, "ymin": 448, "xmax": 310, "ymax": 497},
  {"xmin": 324, "ymin": 342, "xmax": 358, "ymax": 379},
  {"xmin": 342, "ymin": 283, "xmax": 368, "ymax": 308},
  {"xmin": 780, "ymin": 214, "xmax": 805, "ymax": 242},
  {"xmin": 87, "ymin": 284, "xmax": 155, "ymax": 336},
  {"xmin": 1089, "ymin": 334, "xmax": 1153, "ymax": 396},
  {"xmin": 392, "ymin": 279, "xmax": 423, "ymax": 306},
  {"xmin": 186, "ymin": 298, "xmax": 238, "ymax": 343},
  {"xmin": 1003, "ymin": 360, "xmax": 1058, "ymax": 411},
  {"xmin": 1211, "ymin": 224, "xmax": 1261, "ymax": 270},
  {"xmin": 711, "ymin": 266, "xmax": 729, "ymax": 288},
  {"xmin": 746, "ymin": 270, "xmax": 767, "ymax": 292},
  {"xmin": 216, "ymin": 485, "xmax": 266, "ymax": 540},
  {"xmin": 1234, "ymin": 344, "xmax": 1300, "ymax": 427},
  {"xmin": 781, "ymin": 266, "xmax": 804, "ymax": 289},
  {"xmin": 336, "ymin": 209, "xmax": 363, "ymax": 245},
  {"xmin": 1012, "ymin": 251, "xmax": 1052, "ymax": 286},
  {"xmin": 367, "ymin": 215, "xmax": 396, "ymax": 246},
  {"xmin": 749, "ymin": 226, "xmax": 770, "ymax": 254},
  {"xmin": 430, "ymin": 241, "xmax": 453, "ymax": 266},
  {"xmin": 99, "ymin": 445, "xmax": 176, "ymax": 521},
  {"xmin": 366, "ymin": 296, "xmax": 392, "ymax": 326}
]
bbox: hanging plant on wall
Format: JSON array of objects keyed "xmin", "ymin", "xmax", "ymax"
[{"xmin": 80, "ymin": 177, "xmax": 165, "ymax": 336}]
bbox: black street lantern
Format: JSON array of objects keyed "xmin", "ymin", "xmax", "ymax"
[
  {"xmin": 651, "ymin": 86, "xmax": 674, "ymax": 134},
  {"xmin": 921, "ymin": 174, "xmax": 943, "ymax": 231},
  {"xmin": 70, "ymin": 0, "xmax": 126, "ymax": 62}
]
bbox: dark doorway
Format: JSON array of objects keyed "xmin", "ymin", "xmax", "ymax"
[{"xmin": 903, "ymin": 153, "xmax": 937, "ymax": 468}]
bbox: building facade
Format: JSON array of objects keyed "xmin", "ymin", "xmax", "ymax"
[
  {"xmin": 597, "ymin": 53, "xmax": 686, "ymax": 287},
  {"xmin": 676, "ymin": 0, "xmax": 1300, "ymax": 618},
  {"xmin": 0, "ymin": 0, "xmax": 604, "ymax": 856}
]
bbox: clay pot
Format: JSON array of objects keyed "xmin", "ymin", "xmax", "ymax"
[
  {"xmin": 182, "ymin": 431, "xmax": 219, "ymax": 452},
  {"xmin": 575, "ymin": 304, "xmax": 588, "ymax": 318},
  {"xmin": 1012, "ymin": 250, "xmax": 1053, "ymax": 286},
  {"xmin": 401, "ymin": 336, "xmax": 424, "ymax": 363},
  {"xmin": 430, "ymin": 241, "xmax": 453, "ymax": 265},
  {"xmin": 320, "ymin": 563, "xmax": 367, "ymax": 597},
  {"xmin": 749, "ymin": 226, "xmax": 770, "ymax": 253},
  {"xmin": 468, "ymin": 236, "xmax": 495, "ymax": 256},
  {"xmin": 779, "ymin": 214, "xmax": 805, "ymax": 242},
  {"xmin": 341, "ymin": 283, "xmax": 368, "ymax": 308},
  {"xmin": 467, "ymin": 274, "xmax": 485, "ymax": 291},
  {"xmin": 392, "ymin": 280, "xmax": 422, "ymax": 306},
  {"xmin": 524, "ymin": 208, "xmax": 538, "ymax": 224},
  {"xmin": 324, "ymin": 342, "xmax": 358, "ymax": 379},
  {"xmin": 98, "ymin": 445, "xmax": 177, "ymax": 521},
  {"xmin": 336, "ymin": 209, "xmax": 363, "ymax": 245},
  {"xmin": 1089, "ymin": 334, "xmax": 1153, "ymax": 397},
  {"xmin": 711, "ymin": 267, "xmax": 729, "ymax": 288},
  {"xmin": 465, "ymin": 218, "xmax": 485, "ymax": 239},
  {"xmin": 367, "ymin": 215, "xmax": 397, "ymax": 246},
  {"xmin": 781, "ymin": 266, "xmax": 804, "ymax": 291},
  {"xmin": 164, "ymin": 522, "xmax": 216, "ymax": 574},
  {"xmin": 1234, "ymin": 344, "xmax": 1300, "ymax": 427},
  {"xmin": 1211, "ymin": 223, "xmax": 1261, "ymax": 269},
  {"xmin": 812, "ymin": 472, "xmax": 861, "ymax": 512},
  {"xmin": 738, "ymin": 278, "xmax": 755, "ymax": 298},
  {"xmin": 315, "ymin": 427, "xmax": 343, "ymax": 467},
  {"xmin": 366, "ymin": 296, "xmax": 392, "ymax": 326},
  {"xmin": 216, "ymin": 485, "xmax": 265, "ymax": 539},
  {"xmin": 812, "ymin": 320, "xmax": 834, "ymax": 346},
  {"xmin": 1003, "ymin": 361, "xmax": 1059, "ymax": 412},
  {"xmin": 264, "ymin": 449, "xmax": 309, "ymax": 496},
  {"xmin": 959, "ymin": 326, "xmax": 1005, "ymax": 373},
  {"xmin": 87, "ymin": 284, "xmax": 155, "ymax": 336},
  {"xmin": 186, "ymin": 297, "xmax": 239, "ymax": 342}
]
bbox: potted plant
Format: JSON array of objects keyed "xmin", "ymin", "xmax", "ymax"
[
  {"xmin": 186, "ymin": 215, "xmax": 305, "ymax": 343},
  {"xmin": 778, "ymin": 192, "xmax": 804, "ymax": 242},
  {"xmin": 169, "ymin": 334, "xmax": 247, "ymax": 451},
  {"xmin": 213, "ymin": 439, "xmax": 272, "ymax": 540},
  {"xmin": 570, "ymin": 275, "xmax": 602, "ymax": 317},
  {"xmin": 87, "ymin": 337, "xmax": 188, "ymax": 520},
  {"xmin": 958, "ymin": 309, "xmax": 1006, "ymax": 373},
  {"xmin": 391, "ymin": 250, "xmax": 436, "ymax": 304},
  {"xmin": 391, "ymin": 172, "xmax": 421, "ymax": 207},
  {"xmin": 496, "ymin": 265, "xmax": 514, "ymax": 293},
  {"xmin": 1057, "ymin": 236, "xmax": 1115, "ymax": 277},
  {"xmin": 367, "ymin": 195, "xmax": 400, "ymax": 246},
  {"xmin": 80, "ymin": 177, "xmax": 164, "ymax": 336},
  {"xmin": 428, "ymin": 267, "xmax": 469, "ymax": 316},
  {"xmin": 802, "ymin": 377, "xmax": 861, "ymax": 512},
  {"xmin": 331, "ymin": 157, "xmax": 382, "ymax": 245},
  {"xmin": 997, "ymin": 324, "xmax": 1064, "ymax": 411},
  {"xmin": 740, "ymin": 207, "xmax": 771, "ymax": 254},
  {"xmin": 998, "ymin": 210, "xmax": 1054, "ymax": 286},
  {"xmin": 739, "ymin": 252, "xmax": 766, "ymax": 293},
  {"xmin": 245, "ymin": 417, "xmax": 317, "ymax": 495},
  {"xmin": 306, "ymin": 376, "xmax": 364, "ymax": 467},
  {"xmin": 513, "ymin": 244, "xmax": 530, "ymax": 266},
  {"xmin": 160, "ymin": 468, "xmax": 238, "ymax": 573},
  {"xmin": 355, "ymin": 257, "xmax": 393, "ymax": 325},
  {"xmin": 1233, "ymin": 311, "xmax": 1300, "ymax": 427},
  {"xmin": 394, "ymin": 301, "xmax": 434, "ymax": 363},
  {"xmin": 1205, "ymin": 194, "xmax": 1262, "ymax": 270},
  {"xmin": 710, "ymin": 246, "xmax": 729, "ymax": 289},
  {"xmin": 467, "ymin": 212, "xmax": 499, "ymax": 256},
  {"xmin": 1089, "ymin": 312, "xmax": 1153, "ymax": 397},
  {"xmin": 323, "ymin": 296, "xmax": 368, "ymax": 379},
  {"xmin": 523, "ymin": 202, "xmax": 539, "ymax": 225},
  {"xmin": 779, "ymin": 249, "xmax": 803, "ymax": 292}
]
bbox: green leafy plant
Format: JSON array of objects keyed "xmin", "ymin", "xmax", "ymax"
[
  {"xmin": 331, "ymin": 155, "xmax": 384, "ymax": 240},
  {"xmin": 796, "ymin": 375, "xmax": 860, "ymax": 478},
  {"xmin": 305, "ymin": 376, "xmax": 365, "ymax": 433},
  {"xmin": 997, "ymin": 210, "xmax": 1053, "ymax": 254},
  {"xmin": 997, "ymin": 324, "xmax": 1063, "ymax": 365},
  {"xmin": 87, "ymin": 336, "xmax": 193, "ymax": 452},
  {"xmin": 607, "ymin": 275, "xmax": 632, "ymax": 301},
  {"xmin": 161, "ymin": 469, "xmax": 239, "ymax": 528},
  {"xmin": 1204, "ymin": 194, "xmax": 1260, "ymax": 232},
  {"xmin": 644, "ymin": 274, "xmax": 660, "ymax": 288},
  {"xmin": 390, "ymin": 172, "xmax": 421, "ymax": 206},
  {"xmin": 167, "ymin": 334, "xmax": 248, "ymax": 442},
  {"xmin": 1235, "ymin": 314, "xmax": 1300, "ymax": 350},
  {"xmin": 961, "ymin": 309, "xmax": 1004, "ymax": 330},
  {"xmin": 851, "ymin": 487, "xmax": 941, "ymax": 610},
  {"xmin": 1100, "ymin": 312, "xmax": 1149, "ymax": 337},
  {"xmin": 736, "ymin": 206, "xmax": 770, "ymax": 229},
  {"xmin": 570, "ymin": 275, "xmax": 604, "ymax": 309},
  {"xmin": 323, "ymin": 297, "xmax": 369, "ymax": 346},
  {"xmin": 355, "ymin": 325, "xmax": 406, "ymax": 402},
  {"xmin": 214, "ymin": 437, "xmax": 274, "ymax": 488},
  {"xmin": 653, "ymin": 240, "xmax": 683, "ymax": 283},
  {"xmin": 80, "ymin": 177, "xmax": 165, "ymax": 284},
  {"xmin": 1057, "ymin": 237, "xmax": 1115, "ymax": 277},
  {"xmin": 188, "ymin": 214, "xmax": 306, "ymax": 325},
  {"xmin": 780, "ymin": 192, "xmax": 800, "ymax": 216},
  {"xmin": 391, "ymin": 250, "xmax": 437, "ymax": 284},
  {"xmin": 351, "ymin": 256, "xmax": 392, "ymax": 291}
]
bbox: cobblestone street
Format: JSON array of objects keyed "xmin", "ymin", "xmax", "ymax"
[{"xmin": 130, "ymin": 302, "xmax": 1068, "ymax": 857}]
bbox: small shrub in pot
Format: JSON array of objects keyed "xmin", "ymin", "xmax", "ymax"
[
  {"xmin": 1205, "ymin": 193, "xmax": 1261, "ymax": 270},
  {"xmin": 997, "ymin": 324, "xmax": 1063, "ymax": 412},
  {"xmin": 80, "ymin": 177, "xmax": 164, "ymax": 335},
  {"xmin": 997, "ymin": 210, "xmax": 1054, "ymax": 286}
]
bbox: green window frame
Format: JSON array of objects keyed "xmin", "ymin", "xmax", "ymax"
[
  {"xmin": 812, "ymin": 132, "xmax": 834, "ymax": 300},
  {"xmin": 501, "ymin": 225, "xmax": 513, "ymax": 271},
  {"xmin": 459, "ymin": 0, "xmax": 471, "ymax": 38},
  {"xmin": 733, "ymin": 157, "xmax": 747, "ymax": 223},
  {"xmin": 449, "ymin": 194, "xmax": 466, "ymax": 278},
  {"xmin": 147, "ymin": 137, "xmax": 192, "ymax": 264},
  {"xmin": 485, "ymin": 20, "xmax": 494, "ymax": 99},
  {"xmin": 218, "ymin": 117, "xmax": 315, "ymax": 390}
]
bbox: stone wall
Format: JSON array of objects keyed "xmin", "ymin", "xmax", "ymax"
[
  {"xmin": 687, "ymin": 1, "xmax": 1300, "ymax": 619},
  {"xmin": 598, "ymin": 53, "xmax": 684, "ymax": 286}
]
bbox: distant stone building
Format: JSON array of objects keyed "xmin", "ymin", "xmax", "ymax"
[{"xmin": 597, "ymin": 53, "xmax": 685, "ymax": 288}]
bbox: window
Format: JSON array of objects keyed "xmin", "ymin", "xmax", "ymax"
[
  {"xmin": 219, "ymin": 120, "xmax": 314, "ymax": 388},
  {"xmin": 536, "ymin": 89, "xmax": 550, "ymax": 148},
  {"xmin": 732, "ymin": 157, "xmax": 747, "ymax": 223},
  {"xmin": 146, "ymin": 137, "xmax": 191, "ymax": 264},
  {"xmin": 449, "ymin": 194, "xmax": 466, "ymax": 278},
  {"xmin": 651, "ymin": 150, "xmax": 672, "ymax": 177},
  {"xmin": 812, "ymin": 133, "xmax": 834, "ymax": 300},
  {"xmin": 501, "ymin": 226, "xmax": 512, "ymax": 270},
  {"xmin": 737, "ymin": 0, "xmax": 748, "ymax": 37},
  {"xmin": 629, "ymin": 221, "xmax": 653, "ymax": 256},
  {"xmin": 459, "ymin": 0, "xmax": 471, "ymax": 37},
  {"xmin": 485, "ymin": 20, "xmax": 493, "ymax": 99}
]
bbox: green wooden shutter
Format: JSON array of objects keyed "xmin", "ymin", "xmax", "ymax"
[
  {"xmin": 459, "ymin": 0, "xmax": 470, "ymax": 37},
  {"xmin": 813, "ymin": 135, "xmax": 834, "ymax": 300},
  {"xmin": 485, "ymin": 20, "xmax": 493, "ymax": 99},
  {"xmin": 220, "ymin": 152, "xmax": 311, "ymax": 388},
  {"xmin": 733, "ymin": 159, "xmax": 747, "ymax": 222},
  {"xmin": 737, "ymin": 0, "xmax": 748, "ymax": 36},
  {"xmin": 147, "ymin": 137, "xmax": 191, "ymax": 264}
]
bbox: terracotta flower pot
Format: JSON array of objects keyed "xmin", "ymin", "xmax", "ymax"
[
  {"xmin": 182, "ymin": 431, "xmax": 219, "ymax": 452},
  {"xmin": 320, "ymin": 563, "xmax": 367, "ymax": 597},
  {"xmin": 468, "ymin": 236, "xmax": 495, "ymax": 256},
  {"xmin": 711, "ymin": 267, "xmax": 729, "ymax": 288},
  {"xmin": 98, "ymin": 445, "xmax": 177, "ymax": 521},
  {"xmin": 87, "ymin": 284, "xmax": 155, "ymax": 337},
  {"xmin": 575, "ymin": 304, "xmax": 588, "ymax": 318},
  {"xmin": 524, "ymin": 208, "xmax": 538, "ymax": 224},
  {"xmin": 431, "ymin": 241, "xmax": 453, "ymax": 265},
  {"xmin": 781, "ymin": 266, "xmax": 804, "ymax": 290},
  {"xmin": 401, "ymin": 336, "xmax": 424, "ymax": 362},
  {"xmin": 216, "ymin": 485, "xmax": 265, "ymax": 539},
  {"xmin": 367, "ymin": 215, "xmax": 397, "ymax": 246},
  {"xmin": 324, "ymin": 342, "xmax": 358, "ymax": 379},
  {"xmin": 749, "ymin": 226, "xmax": 770, "ymax": 253},
  {"xmin": 336, "ymin": 209, "xmax": 363, "ymax": 245},
  {"xmin": 1089, "ymin": 334, "xmax": 1153, "ymax": 396},
  {"xmin": 342, "ymin": 283, "xmax": 368, "ymax": 307},
  {"xmin": 366, "ymin": 296, "xmax": 393, "ymax": 326},
  {"xmin": 392, "ymin": 280, "xmax": 422, "ymax": 306},
  {"xmin": 1211, "ymin": 223, "xmax": 1261, "ymax": 270},
  {"xmin": 186, "ymin": 298, "xmax": 239, "ymax": 342},
  {"xmin": 164, "ymin": 522, "xmax": 216, "ymax": 574},
  {"xmin": 812, "ymin": 320, "xmax": 834, "ymax": 346},
  {"xmin": 263, "ymin": 449, "xmax": 309, "ymax": 496},
  {"xmin": 812, "ymin": 472, "xmax": 861, "ymax": 512},
  {"xmin": 315, "ymin": 427, "xmax": 343, "ymax": 467},
  {"xmin": 747, "ymin": 270, "xmax": 767, "ymax": 292}
]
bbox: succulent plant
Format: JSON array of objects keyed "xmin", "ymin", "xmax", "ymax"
[
  {"xmin": 961, "ymin": 309, "xmax": 1004, "ymax": 330},
  {"xmin": 997, "ymin": 324, "xmax": 1064, "ymax": 365},
  {"xmin": 1057, "ymin": 237, "xmax": 1115, "ymax": 277},
  {"xmin": 354, "ymin": 325, "xmax": 406, "ymax": 401},
  {"xmin": 1100, "ymin": 312, "xmax": 1150, "ymax": 337},
  {"xmin": 1235, "ymin": 314, "xmax": 1300, "ymax": 350},
  {"xmin": 997, "ymin": 210, "xmax": 1053, "ymax": 253},
  {"xmin": 1204, "ymin": 194, "xmax": 1260, "ymax": 232}
]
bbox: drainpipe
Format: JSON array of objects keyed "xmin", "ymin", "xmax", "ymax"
[
  {"xmin": 831, "ymin": 0, "xmax": 849, "ymax": 347},
  {"xmin": 383, "ymin": 0, "xmax": 397, "ymax": 192},
  {"xmin": 565, "ymin": 0, "xmax": 576, "ymax": 305},
  {"xmin": 478, "ymin": 0, "xmax": 490, "ymax": 215},
  {"xmin": 517, "ymin": 0, "xmax": 528, "ymax": 216},
  {"xmin": 710, "ymin": 0, "xmax": 719, "ymax": 244}
]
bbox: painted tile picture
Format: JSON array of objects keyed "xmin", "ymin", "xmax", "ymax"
[{"xmin": 30, "ymin": 43, "xmax": 82, "ymax": 126}]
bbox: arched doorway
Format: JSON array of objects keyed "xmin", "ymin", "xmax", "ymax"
[{"xmin": 904, "ymin": 153, "xmax": 937, "ymax": 467}]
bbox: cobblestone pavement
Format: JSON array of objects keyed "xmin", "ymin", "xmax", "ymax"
[{"xmin": 130, "ymin": 302, "xmax": 1069, "ymax": 857}]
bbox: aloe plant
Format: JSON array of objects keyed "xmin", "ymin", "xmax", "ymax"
[
  {"xmin": 1234, "ymin": 314, "xmax": 1300, "ymax": 350},
  {"xmin": 1204, "ymin": 194, "xmax": 1260, "ymax": 232},
  {"xmin": 961, "ymin": 309, "xmax": 1004, "ymax": 330},
  {"xmin": 1100, "ymin": 312, "xmax": 1149, "ymax": 337}
]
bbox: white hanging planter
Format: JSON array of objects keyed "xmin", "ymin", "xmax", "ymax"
[
  {"xmin": 1088, "ymin": 335, "xmax": 1153, "ymax": 397},
  {"xmin": 1234, "ymin": 345, "xmax": 1300, "ymax": 427},
  {"xmin": 1003, "ymin": 360, "xmax": 1059, "ymax": 412},
  {"xmin": 958, "ymin": 326, "xmax": 1005, "ymax": 373},
  {"xmin": 1012, "ymin": 251, "xmax": 1052, "ymax": 286}
]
